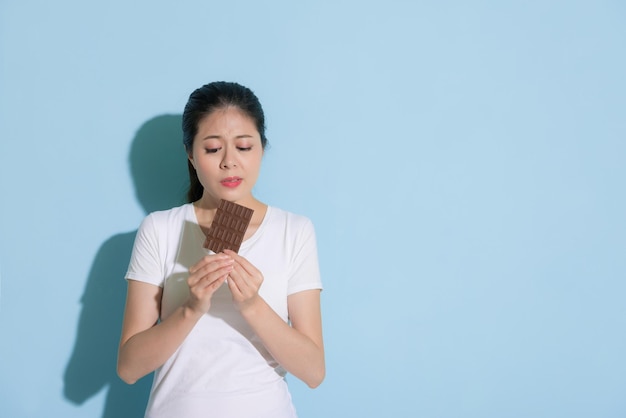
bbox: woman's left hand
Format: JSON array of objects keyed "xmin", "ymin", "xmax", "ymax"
[{"xmin": 223, "ymin": 249, "xmax": 264, "ymax": 312}]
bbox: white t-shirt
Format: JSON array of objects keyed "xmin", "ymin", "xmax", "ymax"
[{"xmin": 126, "ymin": 203, "xmax": 322, "ymax": 418}]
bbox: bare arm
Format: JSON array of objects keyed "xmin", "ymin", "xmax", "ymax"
[
  {"xmin": 225, "ymin": 250, "xmax": 325, "ymax": 388},
  {"xmin": 242, "ymin": 290, "xmax": 325, "ymax": 388},
  {"xmin": 117, "ymin": 254, "xmax": 234, "ymax": 384}
]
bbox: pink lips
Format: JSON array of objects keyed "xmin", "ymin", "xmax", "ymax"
[{"xmin": 221, "ymin": 177, "xmax": 242, "ymax": 188}]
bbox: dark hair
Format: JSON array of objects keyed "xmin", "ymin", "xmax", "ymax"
[{"xmin": 182, "ymin": 81, "xmax": 268, "ymax": 202}]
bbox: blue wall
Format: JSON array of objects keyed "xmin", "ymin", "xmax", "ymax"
[{"xmin": 1, "ymin": 1, "xmax": 625, "ymax": 417}]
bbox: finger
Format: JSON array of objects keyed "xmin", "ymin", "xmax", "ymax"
[
  {"xmin": 223, "ymin": 250, "xmax": 257, "ymax": 276},
  {"xmin": 189, "ymin": 253, "xmax": 231, "ymax": 273},
  {"xmin": 226, "ymin": 271, "xmax": 243, "ymax": 297},
  {"xmin": 188, "ymin": 260, "xmax": 233, "ymax": 287},
  {"xmin": 214, "ymin": 275, "xmax": 228, "ymax": 292},
  {"xmin": 205, "ymin": 273, "xmax": 229, "ymax": 292},
  {"xmin": 228, "ymin": 264, "xmax": 259, "ymax": 297},
  {"xmin": 200, "ymin": 266, "xmax": 232, "ymax": 288},
  {"xmin": 192, "ymin": 256, "xmax": 233, "ymax": 279},
  {"xmin": 189, "ymin": 253, "xmax": 231, "ymax": 274},
  {"xmin": 187, "ymin": 265, "xmax": 231, "ymax": 287}
]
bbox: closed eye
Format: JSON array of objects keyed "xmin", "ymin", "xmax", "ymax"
[
  {"xmin": 237, "ymin": 147, "xmax": 252, "ymax": 151},
  {"xmin": 205, "ymin": 148, "xmax": 220, "ymax": 154}
]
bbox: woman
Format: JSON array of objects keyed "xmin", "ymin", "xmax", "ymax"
[{"xmin": 117, "ymin": 81, "xmax": 325, "ymax": 418}]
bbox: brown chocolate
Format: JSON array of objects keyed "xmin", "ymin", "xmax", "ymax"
[{"xmin": 203, "ymin": 199, "xmax": 254, "ymax": 253}]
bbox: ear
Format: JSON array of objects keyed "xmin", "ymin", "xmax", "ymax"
[{"xmin": 187, "ymin": 152, "xmax": 196, "ymax": 169}]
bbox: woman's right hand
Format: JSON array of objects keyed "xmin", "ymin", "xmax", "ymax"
[
  {"xmin": 185, "ymin": 253, "xmax": 234, "ymax": 315},
  {"xmin": 118, "ymin": 253, "xmax": 234, "ymax": 384}
]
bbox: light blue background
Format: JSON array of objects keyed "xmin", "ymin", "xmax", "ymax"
[{"xmin": 1, "ymin": 1, "xmax": 625, "ymax": 417}]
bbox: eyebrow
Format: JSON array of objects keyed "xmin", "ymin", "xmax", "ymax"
[{"xmin": 201, "ymin": 134, "xmax": 255, "ymax": 141}]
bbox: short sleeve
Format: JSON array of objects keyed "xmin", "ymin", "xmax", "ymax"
[
  {"xmin": 287, "ymin": 217, "xmax": 323, "ymax": 295},
  {"xmin": 125, "ymin": 214, "xmax": 165, "ymax": 287}
]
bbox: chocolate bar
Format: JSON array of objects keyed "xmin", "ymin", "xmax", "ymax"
[{"xmin": 203, "ymin": 199, "xmax": 254, "ymax": 253}]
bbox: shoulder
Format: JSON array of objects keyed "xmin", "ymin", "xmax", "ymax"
[
  {"xmin": 142, "ymin": 203, "xmax": 192, "ymax": 227},
  {"xmin": 264, "ymin": 206, "xmax": 317, "ymax": 245},
  {"xmin": 136, "ymin": 203, "xmax": 192, "ymax": 240},
  {"xmin": 266, "ymin": 206, "xmax": 315, "ymax": 230}
]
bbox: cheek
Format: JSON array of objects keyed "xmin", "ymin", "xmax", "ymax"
[
  {"xmin": 192, "ymin": 158, "xmax": 218, "ymax": 181},
  {"xmin": 250, "ymin": 156, "xmax": 263, "ymax": 174}
]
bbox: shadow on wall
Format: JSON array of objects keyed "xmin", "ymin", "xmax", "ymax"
[{"xmin": 63, "ymin": 114, "xmax": 188, "ymax": 418}]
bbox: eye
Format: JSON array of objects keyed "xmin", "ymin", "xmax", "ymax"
[
  {"xmin": 237, "ymin": 146, "xmax": 252, "ymax": 151},
  {"xmin": 204, "ymin": 147, "xmax": 220, "ymax": 154}
]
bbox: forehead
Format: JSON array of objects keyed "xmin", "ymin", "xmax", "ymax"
[{"xmin": 197, "ymin": 107, "xmax": 258, "ymax": 135}]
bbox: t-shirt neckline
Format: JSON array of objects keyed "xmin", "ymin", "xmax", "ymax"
[{"xmin": 187, "ymin": 203, "xmax": 271, "ymax": 252}]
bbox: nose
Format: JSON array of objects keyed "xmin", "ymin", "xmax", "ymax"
[{"xmin": 219, "ymin": 148, "xmax": 237, "ymax": 169}]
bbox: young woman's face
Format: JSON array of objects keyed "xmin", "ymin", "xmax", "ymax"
[{"xmin": 189, "ymin": 107, "xmax": 263, "ymax": 206}]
